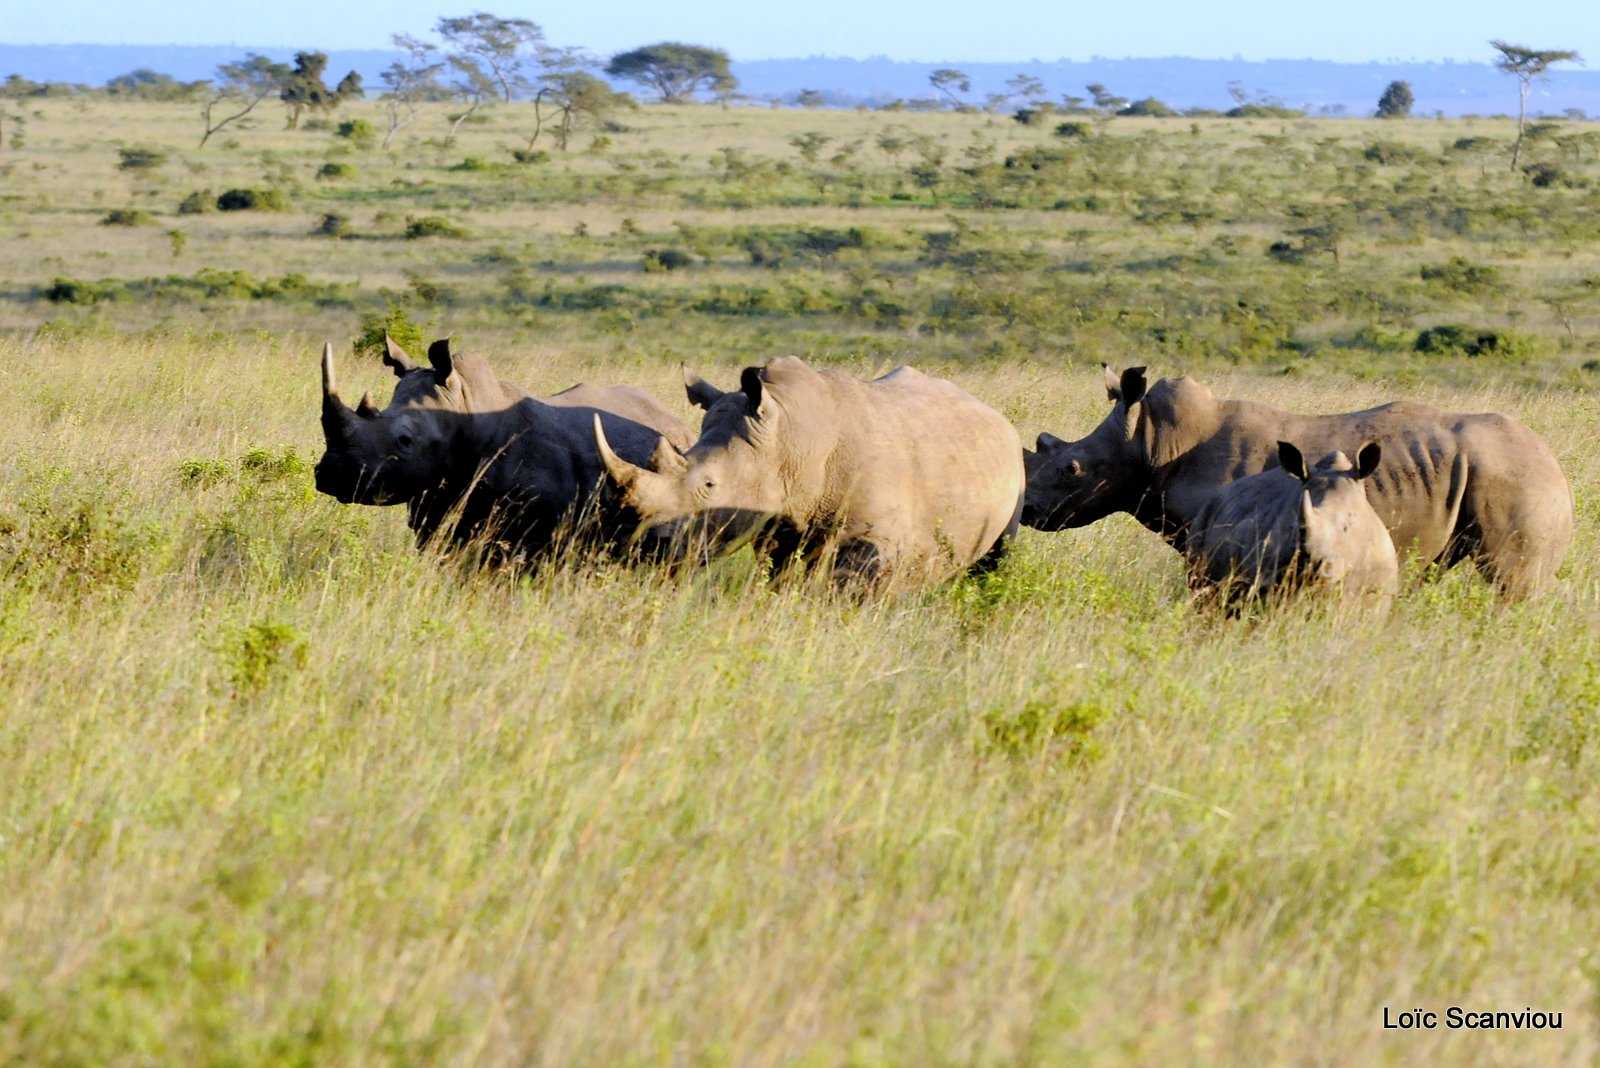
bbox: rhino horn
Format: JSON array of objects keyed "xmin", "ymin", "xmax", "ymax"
[
  {"xmin": 1102, "ymin": 363, "xmax": 1121, "ymax": 401},
  {"xmin": 321, "ymin": 342, "xmax": 357, "ymax": 442},
  {"xmin": 357, "ymin": 391, "xmax": 380, "ymax": 419},
  {"xmin": 594, "ymin": 414, "xmax": 643, "ymax": 488},
  {"xmin": 382, "ymin": 333, "xmax": 419, "ymax": 377},
  {"xmin": 428, "ymin": 337, "xmax": 454, "ymax": 383},
  {"xmin": 683, "ymin": 366, "xmax": 725, "ymax": 410}
]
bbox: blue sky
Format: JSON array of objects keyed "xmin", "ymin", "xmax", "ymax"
[{"xmin": 7, "ymin": 0, "xmax": 1595, "ymax": 65}]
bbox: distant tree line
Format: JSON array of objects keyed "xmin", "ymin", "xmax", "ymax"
[{"xmin": 0, "ymin": 27, "xmax": 1587, "ymax": 161}]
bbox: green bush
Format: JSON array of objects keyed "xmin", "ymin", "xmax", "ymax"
[
  {"xmin": 1118, "ymin": 97, "xmax": 1176, "ymax": 117},
  {"xmin": 642, "ymin": 248, "xmax": 692, "ymax": 272},
  {"xmin": 335, "ymin": 119, "xmax": 375, "ymax": 149},
  {"xmin": 216, "ymin": 188, "xmax": 288, "ymax": 212},
  {"xmin": 101, "ymin": 209, "xmax": 152, "ymax": 227},
  {"xmin": 404, "ymin": 215, "xmax": 470, "ymax": 239},
  {"xmin": 1420, "ymin": 256, "xmax": 1504, "ymax": 294},
  {"xmin": 1414, "ymin": 324, "xmax": 1531, "ymax": 359},
  {"xmin": 43, "ymin": 276, "xmax": 125, "ymax": 304},
  {"xmin": 116, "ymin": 147, "xmax": 167, "ymax": 171},
  {"xmin": 316, "ymin": 161, "xmax": 356, "ymax": 180},
  {"xmin": 177, "ymin": 190, "xmax": 214, "ymax": 215},
  {"xmin": 312, "ymin": 213, "xmax": 351, "ymax": 238},
  {"xmin": 353, "ymin": 305, "xmax": 430, "ymax": 361},
  {"xmin": 1053, "ymin": 121, "xmax": 1093, "ymax": 139}
]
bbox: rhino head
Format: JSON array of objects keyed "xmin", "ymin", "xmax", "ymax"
[
  {"xmin": 314, "ymin": 334, "xmax": 481, "ymax": 506},
  {"xmin": 593, "ymin": 362, "xmax": 792, "ymax": 559},
  {"xmin": 1280, "ymin": 439, "xmax": 1385, "ymax": 584},
  {"xmin": 1022, "ymin": 365, "xmax": 1153, "ymax": 530}
]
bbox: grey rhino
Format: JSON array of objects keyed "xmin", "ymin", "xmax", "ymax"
[
  {"xmin": 1023, "ymin": 366, "xmax": 1573, "ymax": 596},
  {"xmin": 592, "ymin": 355, "xmax": 1026, "ymax": 588},
  {"xmin": 315, "ymin": 335, "xmax": 694, "ymax": 559},
  {"xmin": 1187, "ymin": 441, "xmax": 1399, "ymax": 607}
]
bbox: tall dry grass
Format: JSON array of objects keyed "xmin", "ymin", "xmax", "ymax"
[{"xmin": 0, "ymin": 327, "xmax": 1596, "ymax": 1064}]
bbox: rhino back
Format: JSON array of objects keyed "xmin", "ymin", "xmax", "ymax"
[
  {"xmin": 545, "ymin": 383, "xmax": 694, "ymax": 450},
  {"xmin": 812, "ymin": 367, "xmax": 1024, "ymax": 575}
]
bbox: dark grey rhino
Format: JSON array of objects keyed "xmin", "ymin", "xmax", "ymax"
[
  {"xmin": 1024, "ymin": 366, "xmax": 1572, "ymax": 597},
  {"xmin": 1187, "ymin": 441, "xmax": 1399, "ymax": 608},
  {"xmin": 315, "ymin": 335, "xmax": 694, "ymax": 560},
  {"xmin": 592, "ymin": 355, "xmax": 1025, "ymax": 589}
]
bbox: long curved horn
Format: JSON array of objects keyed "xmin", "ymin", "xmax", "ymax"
[
  {"xmin": 594, "ymin": 414, "xmax": 643, "ymax": 488},
  {"xmin": 321, "ymin": 342, "xmax": 356, "ymax": 442}
]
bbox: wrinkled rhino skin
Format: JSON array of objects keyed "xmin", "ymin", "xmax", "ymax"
[
  {"xmin": 1187, "ymin": 441, "xmax": 1399, "ymax": 608},
  {"xmin": 1024, "ymin": 367, "xmax": 1573, "ymax": 597},
  {"xmin": 315, "ymin": 335, "xmax": 693, "ymax": 561},
  {"xmin": 595, "ymin": 356, "xmax": 1026, "ymax": 589}
]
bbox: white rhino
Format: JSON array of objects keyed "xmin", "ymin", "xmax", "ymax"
[
  {"xmin": 1187, "ymin": 441, "xmax": 1399, "ymax": 608},
  {"xmin": 592, "ymin": 355, "xmax": 1026, "ymax": 588},
  {"xmin": 315, "ymin": 335, "xmax": 693, "ymax": 560},
  {"xmin": 1024, "ymin": 366, "xmax": 1573, "ymax": 597}
]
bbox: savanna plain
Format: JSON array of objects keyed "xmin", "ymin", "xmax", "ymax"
[{"xmin": 2, "ymin": 95, "xmax": 1600, "ymax": 1065}]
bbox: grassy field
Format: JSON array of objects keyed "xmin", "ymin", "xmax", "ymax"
[{"xmin": 1, "ymin": 96, "xmax": 1599, "ymax": 1064}]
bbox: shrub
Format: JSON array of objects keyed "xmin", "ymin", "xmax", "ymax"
[
  {"xmin": 219, "ymin": 619, "xmax": 307, "ymax": 695},
  {"xmin": 1011, "ymin": 104, "xmax": 1057, "ymax": 126},
  {"xmin": 1053, "ymin": 121, "xmax": 1093, "ymax": 139},
  {"xmin": 1420, "ymin": 256, "xmax": 1503, "ymax": 294},
  {"xmin": 316, "ymin": 161, "xmax": 356, "ymax": 180},
  {"xmin": 216, "ymin": 188, "xmax": 288, "ymax": 212},
  {"xmin": 511, "ymin": 149, "xmax": 549, "ymax": 164},
  {"xmin": 177, "ymin": 190, "xmax": 214, "ymax": 215},
  {"xmin": 117, "ymin": 147, "xmax": 166, "ymax": 171},
  {"xmin": 642, "ymin": 248, "xmax": 692, "ymax": 272},
  {"xmin": 1524, "ymin": 162, "xmax": 1575, "ymax": 189},
  {"xmin": 101, "ymin": 209, "xmax": 151, "ymax": 227},
  {"xmin": 312, "ymin": 213, "xmax": 351, "ymax": 238},
  {"xmin": 1363, "ymin": 140, "xmax": 1429, "ymax": 165},
  {"xmin": 335, "ymin": 119, "xmax": 375, "ymax": 149},
  {"xmin": 353, "ymin": 305, "xmax": 429, "ymax": 361},
  {"xmin": 1117, "ymin": 97, "xmax": 1176, "ymax": 117},
  {"xmin": 43, "ymin": 276, "xmax": 124, "ymax": 304},
  {"xmin": 404, "ymin": 215, "xmax": 470, "ymax": 239},
  {"xmin": 1414, "ymin": 324, "xmax": 1530, "ymax": 358}
]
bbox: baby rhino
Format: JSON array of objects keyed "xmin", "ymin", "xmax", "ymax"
[{"xmin": 1187, "ymin": 441, "xmax": 1398, "ymax": 609}]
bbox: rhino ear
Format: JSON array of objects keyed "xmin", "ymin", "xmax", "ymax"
[
  {"xmin": 382, "ymin": 334, "xmax": 419, "ymax": 377},
  {"xmin": 650, "ymin": 434, "xmax": 689, "ymax": 474},
  {"xmin": 1103, "ymin": 363, "xmax": 1122, "ymax": 402},
  {"xmin": 683, "ymin": 367, "xmax": 724, "ymax": 410},
  {"xmin": 428, "ymin": 337, "xmax": 454, "ymax": 383},
  {"xmin": 1120, "ymin": 367, "xmax": 1148, "ymax": 408},
  {"xmin": 1354, "ymin": 441, "xmax": 1381, "ymax": 480},
  {"xmin": 1036, "ymin": 431, "xmax": 1065, "ymax": 451},
  {"xmin": 740, "ymin": 365, "xmax": 765, "ymax": 415},
  {"xmin": 1278, "ymin": 441, "xmax": 1310, "ymax": 482}
]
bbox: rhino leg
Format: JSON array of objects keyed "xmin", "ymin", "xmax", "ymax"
[
  {"xmin": 832, "ymin": 538, "xmax": 887, "ymax": 588},
  {"xmin": 968, "ymin": 494, "xmax": 1024, "ymax": 577}
]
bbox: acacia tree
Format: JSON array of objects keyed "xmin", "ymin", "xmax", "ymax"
[
  {"xmin": 1376, "ymin": 80, "xmax": 1413, "ymax": 118},
  {"xmin": 280, "ymin": 51, "xmax": 362, "ymax": 129},
  {"xmin": 379, "ymin": 35, "xmax": 447, "ymax": 148},
  {"xmin": 605, "ymin": 43, "xmax": 735, "ymax": 103},
  {"xmin": 436, "ymin": 13, "xmax": 545, "ymax": 103},
  {"xmin": 1491, "ymin": 40, "xmax": 1583, "ymax": 168},
  {"xmin": 528, "ymin": 70, "xmax": 632, "ymax": 150},
  {"xmin": 199, "ymin": 54, "xmax": 291, "ymax": 147},
  {"xmin": 929, "ymin": 68, "xmax": 970, "ymax": 109}
]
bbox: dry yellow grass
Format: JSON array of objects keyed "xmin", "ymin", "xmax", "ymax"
[{"xmin": 1, "ymin": 95, "xmax": 1598, "ymax": 1064}]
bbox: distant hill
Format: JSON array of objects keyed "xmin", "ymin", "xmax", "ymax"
[{"xmin": 4, "ymin": 44, "xmax": 1598, "ymax": 118}]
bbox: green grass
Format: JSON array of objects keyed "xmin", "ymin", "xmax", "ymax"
[{"xmin": 0, "ymin": 98, "xmax": 1598, "ymax": 1064}]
